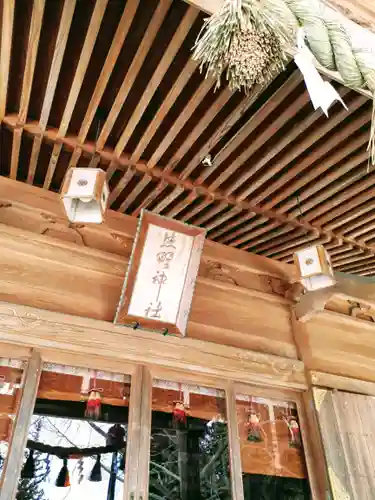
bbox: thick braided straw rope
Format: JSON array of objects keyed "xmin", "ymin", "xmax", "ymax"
[
  {"xmin": 264, "ymin": 0, "xmax": 375, "ymax": 93},
  {"xmin": 264, "ymin": 0, "xmax": 375, "ymax": 162},
  {"xmin": 194, "ymin": 0, "xmax": 375, "ymax": 162}
]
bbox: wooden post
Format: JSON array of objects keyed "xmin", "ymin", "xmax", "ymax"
[
  {"xmin": 136, "ymin": 366, "xmax": 152, "ymax": 500},
  {"xmin": 225, "ymin": 383, "xmax": 244, "ymax": 500},
  {"xmin": 290, "ymin": 309, "xmax": 332, "ymax": 499},
  {"xmin": 123, "ymin": 365, "xmax": 144, "ymax": 499},
  {"xmin": 0, "ymin": 350, "xmax": 42, "ymax": 500}
]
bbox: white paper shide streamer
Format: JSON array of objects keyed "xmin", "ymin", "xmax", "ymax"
[{"xmin": 294, "ymin": 28, "xmax": 347, "ymax": 116}]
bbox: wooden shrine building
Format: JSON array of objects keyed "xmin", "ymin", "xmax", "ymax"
[{"xmin": 1, "ymin": 0, "xmax": 375, "ymax": 499}]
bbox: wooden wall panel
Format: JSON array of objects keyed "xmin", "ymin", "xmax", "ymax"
[
  {"xmin": 313, "ymin": 388, "xmax": 375, "ymax": 499},
  {"xmin": 312, "ymin": 388, "xmax": 352, "ymax": 499},
  {"xmin": 305, "ymin": 312, "xmax": 375, "ymax": 382},
  {"xmin": 4, "ymin": 177, "xmax": 375, "ymax": 385},
  {"xmin": 0, "ymin": 220, "xmax": 297, "ymax": 359},
  {"xmin": 190, "ymin": 282, "xmax": 296, "ymax": 358}
]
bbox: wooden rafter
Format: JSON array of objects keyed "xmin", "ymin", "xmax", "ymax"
[
  {"xmin": 27, "ymin": 0, "xmax": 77, "ymax": 184},
  {"xmin": 98, "ymin": 0, "xmax": 172, "ymax": 153},
  {"xmin": 69, "ymin": 0, "xmax": 141, "ymax": 170},
  {"xmin": 111, "ymin": 6, "xmax": 200, "ymax": 211},
  {"xmin": 0, "ymin": 0, "xmax": 15, "ymax": 121},
  {"xmin": 43, "ymin": 0, "xmax": 109, "ymax": 189},
  {"xmin": 1, "ymin": 0, "xmax": 375, "ymax": 275},
  {"xmin": 10, "ymin": 0, "xmax": 45, "ymax": 181},
  {"xmin": 4, "ymin": 111, "xmax": 375, "ymax": 273}
]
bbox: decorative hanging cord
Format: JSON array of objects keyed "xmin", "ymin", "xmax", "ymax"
[
  {"xmin": 192, "ymin": 0, "xmax": 375, "ymax": 162},
  {"xmin": 26, "ymin": 440, "xmax": 125, "ymax": 458}
]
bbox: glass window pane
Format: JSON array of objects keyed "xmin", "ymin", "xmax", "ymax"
[
  {"xmin": 236, "ymin": 394, "xmax": 311, "ymax": 499},
  {"xmin": 149, "ymin": 379, "xmax": 231, "ymax": 500},
  {"xmin": 0, "ymin": 357, "xmax": 25, "ymax": 482},
  {"xmin": 16, "ymin": 363, "xmax": 131, "ymax": 500}
]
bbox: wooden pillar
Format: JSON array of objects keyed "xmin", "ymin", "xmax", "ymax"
[
  {"xmin": 136, "ymin": 366, "xmax": 152, "ymax": 500},
  {"xmin": 290, "ymin": 309, "xmax": 332, "ymax": 499},
  {"xmin": 123, "ymin": 365, "xmax": 144, "ymax": 500},
  {"xmin": 0, "ymin": 350, "xmax": 42, "ymax": 500},
  {"xmin": 225, "ymin": 383, "xmax": 244, "ymax": 500}
]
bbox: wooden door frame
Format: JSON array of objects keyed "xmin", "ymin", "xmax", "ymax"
[
  {"xmin": 133, "ymin": 365, "xmax": 322, "ymax": 500},
  {"xmin": 0, "ymin": 301, "xmax": 322, "ymax": 500},
  {"xmin": 0, "ymin": 343, "xmax": 141, "ymax": 500}
]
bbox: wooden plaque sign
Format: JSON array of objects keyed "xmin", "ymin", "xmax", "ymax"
[{"xmin": 115, "ymin": 210, "xmax": 206, "ymax": 337}]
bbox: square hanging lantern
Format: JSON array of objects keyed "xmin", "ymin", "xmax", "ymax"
[
  {"xmin": 294, "ymin": 245, "xmax": 335, "ymax": 292},
  {"xmin": 60, "ymin": 167, "xmax": 109, "ymax": 223},
  {"xmin": 115, "ymin": 210, "xmax": 206, "ymax": 337}
]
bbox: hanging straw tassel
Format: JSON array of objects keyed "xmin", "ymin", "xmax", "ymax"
[
  {"xmin": 55, "ymin": 458, "xmax": 70, "ymax": 487},
  {"xmin": 192, "ymin": 0, "xmax": 292, "ymax": 93},
  {"xmin": 21, "ymin": 450, "xmax": 35, "ymax": 479},
  {"xmin": 89, "ymin": 455, "xmax": 102, "ymax": 482}
]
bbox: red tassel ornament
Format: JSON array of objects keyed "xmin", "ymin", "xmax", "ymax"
[
  {"xmin": 85, "ymin": 390, "xmax": 101, "ymax": 420},
  {"xmin": 172, "ymin": 401, "xmax": 187, "ymax": 428}
]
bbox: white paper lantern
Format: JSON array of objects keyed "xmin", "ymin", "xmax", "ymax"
[
  {"xmin": 60, "ymin": 167, "xmax": 109, "ymax": 223},
  {"xmin": 294, "ymin": 245, "xmax": 335, "ymax": 292}
]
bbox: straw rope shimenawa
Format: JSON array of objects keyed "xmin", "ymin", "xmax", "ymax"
[{"xmin": 193, "ymin": 0, "xmax": 375, "ymax": 163}]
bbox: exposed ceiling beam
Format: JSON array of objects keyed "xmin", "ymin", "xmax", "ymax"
[
  {"xmin": 27, "ymin": 0, "xmax": 77, "ymax": 185},
  {"xmin": 187, "ymin": 0, "xmax": 375, "ymax": 32},
  {"xmin": 43, "ymin": 0, "xmax": 109, "ymax": 189},
  {"xmin": 10, "ymin": 0, "xmax": 46, "ymax": 181},
  {"xmin": 324, "ymin": 0, "xmax": 375, "ymax": 31},
  {"xmin": 3, "ymin": 114, "xmax": 375, "ymax": 264},
  {"xmin": 0, "ymin": 0, "xmax": 15, "ymax": 122}
]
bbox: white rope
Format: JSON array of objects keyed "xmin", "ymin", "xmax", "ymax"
[{"xmin": 262, "ymin": 0, "xmax": 375, "ymax": 93}]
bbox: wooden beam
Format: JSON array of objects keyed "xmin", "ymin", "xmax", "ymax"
[
  {"xmin": 324, "ymin": 0, "xmax": 375, "ymax": 31},
  {"xmin": 0, "ymin": 351, "xmax": 42, "ymax": 500},
  {"xmin": 70, "ymin": 0, "xmax": 140, "ymax": 169},
  {"xmin": 19, "ymin": 0, "xmax": 46, "ymax": 124},
  {"xmin": 240, "ymin": 88, "xmax": 362, "ymax": 205},
  {"xmin": 251, "ymin": 95, "xmax": 368, "ymax": 208},
  {"xmin": 208, "ymin": 71, "xmax": 304, "ymax": 193},
  {"xmin": 0, "ymin": 301, "xmax": 307, "ymax": 389},
  {"xmin": 4, "ymin": 116, "xmax": 375, "ymax": 262},
  {"xmin": 129, "ymin": 59, "xmax": 198, "ymax": 166},
  {"xmin": 27, "ymin": 0, "xmax": 77, "ymax": 184},
  {"xmin": 10, "ymin": 0, "xmax": 45, "ymax": 182},
  {"xmin": 96, "ymin": 0, "xmax": 172, "ymax": 152},
  {"xmin": 43, "ymin": 0, "xmax": 108, "ymax": 189},
  {"xmin": 311, "ymin": 370, "xmax": 375, "ymax": 396},
  {"xmin": 110, "ymin": 6, "xmax": 200, "ymax": 209},
  {"xmin": 0, "ymin": 175, "xmax": 293, "ymax": 277},
  {"xmin": 114, "ymin": 6, "xmax": 199, "ymax": 158},
  {"xmin": 146, "ymin": 77, "xmax": 213, "ymax": 169},
  {"xmin": 0, "ymin": 0, "xmax": 15, "ymax": 121}
]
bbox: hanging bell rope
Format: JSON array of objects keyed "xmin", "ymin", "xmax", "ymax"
[{"xmin": 192, "ymin": 0, "xmax": 375, "ymax": 163}]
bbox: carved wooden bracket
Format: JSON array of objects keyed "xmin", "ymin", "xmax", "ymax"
[
  {"xmin": 294, "ymin": 287, "xmax": 335, "ymax": 322},
  {"xmin": 293, "ymin": 271, "xmax": 375, "ymax": 322}
]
